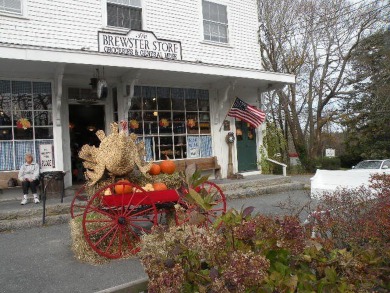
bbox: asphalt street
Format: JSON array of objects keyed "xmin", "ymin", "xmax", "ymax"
[{"xmin": 0, "ymin": 189, "xmax": 313, "ymax": 293}]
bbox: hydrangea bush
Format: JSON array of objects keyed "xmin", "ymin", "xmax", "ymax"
[{"xmin": 138, "ymin": 174, "xmax": 390, "ymax": 292}]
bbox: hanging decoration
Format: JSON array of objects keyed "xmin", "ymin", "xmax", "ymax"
[
  {"xmin": 187, "ymin": 119, "xmax": 196, "ymax": 128},
  {"xmin": 159, "ymin": 118, "xmax": 169, "ymax": 128},
  {"xmin": 16, "ymin": 118, "xmax": 31, "ymax": 129},
  {"xmin": 129, "ymin": 119, "xmax": 139, "ymax": 129}
]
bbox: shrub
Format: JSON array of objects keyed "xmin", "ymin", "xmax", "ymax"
[
  {"xmin": 314, "ymin": 157, "xmax": 341, "ymax": 170},
  {"xmin": 138, "ymin": 175, "xmax": 390, "ymax": 292}
]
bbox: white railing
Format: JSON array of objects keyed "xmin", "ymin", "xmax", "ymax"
[{"xmin": 266, "ymin": 158, "xmax": 287, "ymax": 176}]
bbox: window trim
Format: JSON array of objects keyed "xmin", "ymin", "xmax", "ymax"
[
  {"xmin": 102, "ymin": 0, "xmax": 144, "ymax": 31},
  {"xmin": 201, "ymin": 0, "xmax": 230, "ymax": 44}
]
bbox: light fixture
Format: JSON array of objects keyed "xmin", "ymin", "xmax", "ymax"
[
  {"xmin": 153, "ymin": 111, "xmax": 158, "ymax": 117},
  {"xmin": 87, "ymin": 125, "xmax": 96, "ymax": 132}
]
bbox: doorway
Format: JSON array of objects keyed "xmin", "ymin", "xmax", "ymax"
[
  {"xmin": 236, "ymin": 121, "xmax": 258, "ymax": 172},
  {"xmin": 69, "ymin": 105, "xmax": 105, "ymax": 182}
]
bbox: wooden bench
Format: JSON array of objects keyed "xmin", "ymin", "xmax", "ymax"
[
  {"xmin": 174, "ymin": 156, "xmax": 221, "ymax": 179},
  {"xmin": 0, "ymin": 171, "xmax": 20, "ymax": 193}
]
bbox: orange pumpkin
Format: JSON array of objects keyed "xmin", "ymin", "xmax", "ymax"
[
  {"xmin": 153, "ymin": 182, "xmax": 168, "ymax": 191},
  {"xmin": 148, "ymin": 163, "xmax": 161, "ymax": 175},
  {"xmin": 160, "ymin": 159, "xmax": 176, "ymax": 174},
  {"xmin": 114, "ymin": 180, "xmax": 132, "ymax": 194}
]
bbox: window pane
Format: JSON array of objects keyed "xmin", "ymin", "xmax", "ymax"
[
  {"xmin": 157, "ymin": 87, "xmax": 171, "ymax": 111},
  {"xmin": 35, "ymin": 127, "xmax": 53, "ymax": 139},
  {"xmin": 203, "ymin": 21, "xmax": 211, "ymax": 40},
  {"xmin": 15, "ymin": 141, "xmax": 34, "ymax": 168},
  {"xmin": 2, "ymin": 0, "xmax": 22, "ymax": 14},
  {"xmin": 142, "ymin": 86, "xmax": 157, "ymax": 110},
  {"xmin": 107, "ymin": 4, "xmax": 117, "ymax": 26},
  {"xmin": 130, "ymin": 96, "xmax": 142, "ymax": 111},
  {"xmin": 0, "ymin": 81, "xmax": 12, "ymax": 127},
  {"xmin": 218, "ymin": 4, "xmax": 227, "ymax": 23},
  {"xmin": 171, "ymin": 88, "xmax": 185, "ymax": 110},
  {"xmin": 0, "ymin": 141, "xmax": 14, "ymax": 170},
  {"xmin": 202, "ymin": 1, "xmax": 210, "ymax": 20},
  {"xmin": 34, "ymin": 111, "xmax": 52, "ymax": 126},
  {"xmin": 210, "ymin": 23, "xmax": 220, "ymax": 42},
  {"xmin": 209, "ymin": 2, "xmax": 218, "ymax": 22},
  {"xmin": 0, "ymin": 127, "xmax": 12, "ymax": 140}
]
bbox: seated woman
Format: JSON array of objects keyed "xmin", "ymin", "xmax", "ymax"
[{"xmin": 18, "ymin": 153, "xmax": 40, "ymax": 205}]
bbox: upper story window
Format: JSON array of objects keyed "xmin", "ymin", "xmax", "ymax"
[
  {"xmin": 202, "ymin": 0, "xmax": 228, "ymax": 43},
  {"xmin": 107, "ymin": 0, "xmax": 142, "ymax": 30},
  {"xmin": 0, "ymin": 0, "xmax": 22, "ymax": 15}
]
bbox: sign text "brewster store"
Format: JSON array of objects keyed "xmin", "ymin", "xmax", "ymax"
[{"xmin": 98, "ymin": 30, "xmax": 182, "ymax": 60}]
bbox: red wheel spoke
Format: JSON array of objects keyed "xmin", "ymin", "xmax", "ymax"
[
  {"xmin": 93, "ymin": 225, "xmax": 117, "ymax": 247},
  {"xmin": 124, "ymin": 224, "xmax": 142, "ymax": 241},
  {"xmin": 123, "ymin": 197, "xmax": 149, "ymax": 218},
  {"xmin": 87, "ymin": 222, "xmax": 115, "ymax": 236},
  {"xmin": 73, "ymin": 204, "xmax": 87, "ymax": 208},
  {"xmin": 105, "ymin": 226, "xmax": 119, "ymax": 254},
  {"xmin": 84, "ymin": 219, "xmax": 113, "ymax": 223},
  {"xmin": 127, "ymin": 206, "xmax": 156, "ymax": 218},
  {"xmin": 88, "ymin": 206, "xmax": 115, "ymax": 219}
]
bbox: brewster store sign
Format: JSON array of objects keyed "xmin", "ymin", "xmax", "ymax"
[{"xmin": 98, "ymin": 30, "xmax": 182, "ymax": 60}]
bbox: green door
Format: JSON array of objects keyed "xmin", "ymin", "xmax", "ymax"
[{"xmin": 236, "ymin": 121, "xmax": 258, "ymax": 172}]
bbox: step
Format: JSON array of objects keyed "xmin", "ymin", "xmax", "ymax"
[
  {"xmin": 0, "ymin": 214, "xmax": 71, "ymax": 232},
  {"xmin": 0, "ymin": 203, "xmax": 70, "ymax": 221},
  {"xmin": 224, "ymin": 182, "xmax": 305, "ymax": 199}
]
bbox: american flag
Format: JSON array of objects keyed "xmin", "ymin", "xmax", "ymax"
[{"xmin": 227, "ymin": 97, "xmax": 266, "ymax": 128}]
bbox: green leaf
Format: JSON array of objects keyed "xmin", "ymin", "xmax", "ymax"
[{"xmin": 186, "ymin": 188, "xmax": 213, "ymax": 211}]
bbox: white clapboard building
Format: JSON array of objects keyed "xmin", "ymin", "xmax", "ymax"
[{"xmin": 0, "ymin": 0, "xmax": 294, "ymax": 187}]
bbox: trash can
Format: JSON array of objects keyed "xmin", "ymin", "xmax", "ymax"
[{"xmin": 40, "ymin": 171, "xmax": 66, "ymax": 201}]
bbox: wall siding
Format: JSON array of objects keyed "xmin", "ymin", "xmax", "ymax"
[{"xmin": 0, "ymin": 0, "xmax": 261, "ymax": 70}]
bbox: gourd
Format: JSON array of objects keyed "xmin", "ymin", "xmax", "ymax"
[
  {"xmin": 114, "ymin": 179, "xmax": 132, "ymax": 194},
  {"xmin": 160, "ymin": 159, "xmax": 176, "ymax": 174},
  {"xmin": 153, "ymin": 182, "xmax": 168, "ymax": 191},
  {"xmin": 148, "ymin": 164, "xmax": 161, "ymax": 175}
]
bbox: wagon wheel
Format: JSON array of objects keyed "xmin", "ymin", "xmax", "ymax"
[
  {"xmin": 82, "ymin": 182, "xmax": 158, "ymax": 259},
  {"xmin": 70, "ymin": 185, "xmax": 88, "ymax": 219},
  {"xmin": 176, "ymin": 181, "xmax": 226, "ymax": 228}
]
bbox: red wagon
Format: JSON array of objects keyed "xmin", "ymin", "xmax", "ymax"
[{"xmin": 70, "ymin": 181, "xmax": 226, "ymax": 259}]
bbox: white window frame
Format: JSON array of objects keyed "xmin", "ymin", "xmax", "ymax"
[
  {"xmin": 103, "ymin": 0, "xmax": 143, "ymax": 31},
  {"xmin": 0, "ymin": 79, "xmax": 54, "ymax": 171},
  {"xmin": 201, "ymin": 0, "xmax": 229, "ymax": 44},
  {"xmin": 0, "ymin": 0, "xmax": 28, "ymax": 18}
]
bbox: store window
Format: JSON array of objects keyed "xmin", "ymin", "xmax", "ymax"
[
  {"xmin": 202, "ymin": 0, "xmax": 228, "ymax": 43},
  {"xmin": 0, "ymin": 0, "xmax": 22, "ymax": 15},
  {"xmin": 128, "ymin": 86, "xmax": 212, "ymax": 161},
  {"xmin": 107, "ymin": 0, "xmax": 142, "ymax": 29},
  {"xmin": 0, "ymin": 80, "xmax": 53, "ymax": 171}
]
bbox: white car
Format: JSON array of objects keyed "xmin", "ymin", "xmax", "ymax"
[{"xmin": 352, "ymin": 160, "xmax": 390, "ymax": 170}]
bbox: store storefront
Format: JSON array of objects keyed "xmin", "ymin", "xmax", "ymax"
[{"xmin": 0, "ymin": 0, "xmax": 295, "ymax": 188}]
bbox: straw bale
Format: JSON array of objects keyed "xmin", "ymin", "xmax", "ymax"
[{"xmin": 69, "ymin": 218, "xmax": 108, "ymax": 265}]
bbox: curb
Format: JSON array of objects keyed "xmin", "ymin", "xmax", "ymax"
[{"xmin": 96, "ymin": 278, "xmax": 149, "ymax": 293}]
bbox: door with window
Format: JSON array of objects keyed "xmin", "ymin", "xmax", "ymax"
[{"xmin": 236, "ymin": 121, "xmax": 258, "ymax": 172}]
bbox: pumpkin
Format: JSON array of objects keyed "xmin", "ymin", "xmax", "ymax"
[
  {"xmin": 160, "ymin": 159, "xmax": 176, "ymax": 174},
  {"xmin": 148, "ymin": 164, "xmax": 161, "ymax": 175},
  {"xmin": 153, "ymin": 182, "xmax": 168, "ymax": 191},
  {"xmin": 114, "ymin": 180, "xmax": 132, "ymax": 194}
]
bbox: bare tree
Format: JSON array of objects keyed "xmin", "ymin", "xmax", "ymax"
[{"xmin": 258, "ymin": 0, "xmax": 385, "ymax": 170}]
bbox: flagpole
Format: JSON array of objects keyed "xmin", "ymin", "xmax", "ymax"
[{"xmin": 218, "ymin": 97, "xmax": 237, "ymax": 132}]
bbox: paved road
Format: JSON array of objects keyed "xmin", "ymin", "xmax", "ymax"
[{"xmin": 0, "ymin": 189, "xmax": 313, "ymax": 293}]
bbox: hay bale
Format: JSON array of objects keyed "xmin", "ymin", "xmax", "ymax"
[{"xmin": 69, "ymin": 218, "xmax": 108, "ymax": 265}]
